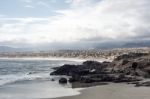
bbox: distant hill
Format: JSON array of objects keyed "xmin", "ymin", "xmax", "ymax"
[
  {"xmin": 95, "ymin": 41, "xmax": 150, "ymax": 49},
  {"xmin": 123, "ymin": 41, "xmax": 150, "ymax": 48},
  {"xmin": 0, "ymin": 46, "xmax": 20, "ymax": 52},
  {"xmin": 0, "ymin": 41, "xmax": 150, "ymax": 52},
  {"xmin": 0, "ymin": 45, "xmax": 55, "ymax": 52}
]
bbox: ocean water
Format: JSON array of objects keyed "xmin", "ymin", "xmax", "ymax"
[{"xmin": 0, "ymin": 58, "xmax": 82, "ymax": 99}]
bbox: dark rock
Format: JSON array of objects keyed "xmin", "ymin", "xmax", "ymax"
[
  {"xmin": 52, "ymin": 67, "xmax": 60, "ymax": 70},
  {"xmin": 59, "ymin": 78, "xmax": 67, "ymax": 84},
  {"xmin": 135, "ymin": 83, "xmax": 142, "ymax": 87},
  {"xmin": 122, "ymin": 59, "xmax": 129, "ymax": 65},
  {"xmin": 83, "ymin": 61, "xmax": 101, "ymax": 66},
  {"xmin": 50, "ymin": 64, "xmax": 79, "ymax": 76},
  {"xmin": 114, "ymin": 74, "xmax": 141, "ymax": 83},
  {"xmin": 132, "ymin": 62, "xmax": 138, "ymax": 70},
  {"xmin": 50, "ymin": 61, "xmax": 107, "ymax": 77},
  {"xmin": 135, "ymin": 81, "xmax": 150, "ymax": 87},
  {"xmin": 69, "ymin": 78, "xmax": 77, "ymax": 83},
  {"xmin": 51, "ymin": 78, "xmax": 55, "ymax": 81},
  {"xmin": 114, "ymin": 53, "xmax": 148, "ymax": 61},
  {"xmin": 50, "ymin": 53, "xmax": 150, "ymax": 88},
  {"xmin": 143, "ymin": 67, "xmax": 150, "ymax": 78},
  {"xmin": 127, "ymin": 81, "xmax": 140, "ymax": 85},
  {"xmin": 78, "ymin": 69, "xmax": 90, "ymax": 75},
  {"xmin": 91, "ymin": 74, "xmax": 114, "ymax": 82},
  {"xmin": 103, "ymin": 61, "xmax": 111, "ymax": 64},
  {"xmin": 80, "ymin": 76, "xmax": 94, "ymax": 83},
  {"xmin": 82, "ymin": 61, "xmax": 107, "ymax": 74}
]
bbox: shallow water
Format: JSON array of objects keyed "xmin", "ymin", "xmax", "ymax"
[{"xmin": 0, "ymin": 59, "xmax": 82, "ymax": 99}]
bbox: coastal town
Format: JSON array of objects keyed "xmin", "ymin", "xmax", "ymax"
[{"xmin": 0, "ymin": 47, "xmax": 150, "ymax": 60}]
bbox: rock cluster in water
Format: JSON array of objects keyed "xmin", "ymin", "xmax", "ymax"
[{"xmin": 50, "ymin": 53, "xmax": 150, "ymax": 87}]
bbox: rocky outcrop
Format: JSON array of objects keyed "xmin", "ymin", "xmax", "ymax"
[
  {"xmin": 50, "ymin": 64, "xmax": 80, "ymax": 76},
  {"xmin": 114, "ymin": 53, "xmax": 149, "ymax": 61},
  {"xmin": 50, "ymin": 61, "xmax": 108, "ymax": 76},
  {"xmin": 50, "ymin": 53, "xmax": 150, "ymax": 87}
]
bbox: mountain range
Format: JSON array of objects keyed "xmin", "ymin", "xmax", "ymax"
[{"xmin": 0, "ymin": 41, "xmax": 150, "ymax": 52}]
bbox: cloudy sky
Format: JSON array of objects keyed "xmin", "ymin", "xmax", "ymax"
[{"xmin": 0, "ymin": 0, "xmax": 150, "ymax": 49}]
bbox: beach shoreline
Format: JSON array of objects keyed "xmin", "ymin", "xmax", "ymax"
[
  {"xmin": 0, "ymin": 59, "xmax": 84, "ymax": 99},
  {"xmin": 48, "ymin": 52, "xmax": 150, "ymax": 99},
  {"xmin": 47, "ymin": 83, "xmax": 150, "ymax": 99},
  {"xmin": 0, "ymin": 57, "xmax": 113, "ymax": 62}
]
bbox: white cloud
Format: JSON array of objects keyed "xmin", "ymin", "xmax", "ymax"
[
  {"xmin": 21, "ymin": 0, "xmax": 52, "ymax": 8},
  {"xmin": 37, "ymin": 1, "xmax": 50, "ymax": 7},
  {"xmin": 0, "ymin": 0, "xmax": 150, "ymax": 46},
  {"xmin": 24, "ymin": 5, "xmax": 34, "ymax": 8},
  {"xmin": 65, "ymin": 0, "xmax": 91, "ymax": 6},
  {"xmin": 21, "ymin": 0, "xmax": 32, "ymax": 3}
]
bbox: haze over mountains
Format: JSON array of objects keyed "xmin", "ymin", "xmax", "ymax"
[{"xmin": 1, "ymin": 40, "xmax": 150, "ymax": 52}]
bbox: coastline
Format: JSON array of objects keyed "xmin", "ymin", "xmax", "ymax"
[
  {"xmin": 48, "ymin": 53, "xmax": 150, "ymax": 99},
  {"xmin": 1, "ymin": 54, "xmax": 150, "ymax": 99},
  {"xmin": 48, "ymin": 83, "xmax": 150, "ymax": 99},
  {"xmin": 0, "ymin": 59, "xmax": 85, "ymax": 99}
]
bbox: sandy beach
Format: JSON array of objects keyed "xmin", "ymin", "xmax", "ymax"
[
  {"xmin": 0, "ymin": 57, "xmax": 113, "ymax": 62},
  {"xmin": 49, "ymin": 83, "xmax": 150, "ymax": 99}
]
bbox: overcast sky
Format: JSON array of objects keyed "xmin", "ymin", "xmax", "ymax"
[{"xmin": 0, "ymin": 0, "xmax": 150, "ymax": 48}]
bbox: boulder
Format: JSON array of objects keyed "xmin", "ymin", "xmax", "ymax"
[
  {"xmin": 132, "ymin": 62, "xmax": 138, "ymax": 70},
  {"xmin": 51, "ymin": 78, "xmax": 55, "ymax": 81},
  {"xmin": 59, "ymin": 78, "xmax": 67, "ymax": 84}
]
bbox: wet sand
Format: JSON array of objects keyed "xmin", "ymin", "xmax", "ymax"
[{"xmin": 49, "ymin": 83, "xmax": 150, "ymax": 99}]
